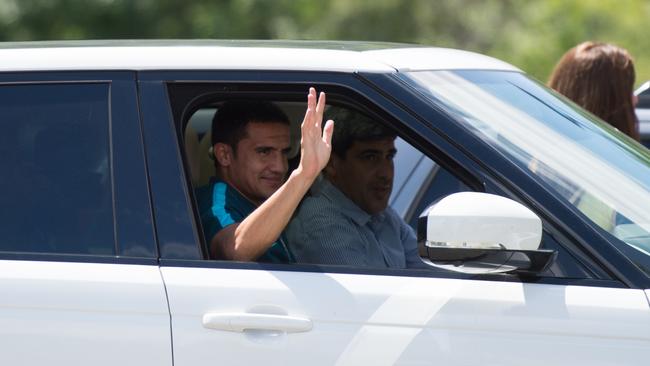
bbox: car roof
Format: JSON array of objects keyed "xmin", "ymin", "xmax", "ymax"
[{"xmin": 0, "ymin": 39, "xmax": 520, "ymax": 73}]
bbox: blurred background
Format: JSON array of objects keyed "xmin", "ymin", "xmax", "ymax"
[{"xmin": 0, "ymin": 0, "xmax": 648, "ymax": 86}]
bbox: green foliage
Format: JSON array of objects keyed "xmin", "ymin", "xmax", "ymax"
[{"xmin": 0, "ymin": 0, "xmax": 648, "ymax": 86}]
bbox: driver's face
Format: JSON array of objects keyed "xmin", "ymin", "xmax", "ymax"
[{"xmin": 327, "ymin": 138, "xmax": 396, "ymax": 215}]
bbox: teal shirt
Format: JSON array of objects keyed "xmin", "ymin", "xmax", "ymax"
[{"xmin": 196, "ymin": 179, "xmax": 294, "ymax": 263}]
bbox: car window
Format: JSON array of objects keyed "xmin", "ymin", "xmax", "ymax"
[
  {"xmin": 0, "ymin": 83, "xmax": 114, "ymax": 255},
  {"xmin": 402, "ymin": 70, "xmax": 650, "ymax": 277},
  {"xmin": 172, "ymin": 83, "xmax": 598, "ymax": 280},
  {"xmin": 392, "ymin": 137, "xmax": 593, "ymax": 279}
]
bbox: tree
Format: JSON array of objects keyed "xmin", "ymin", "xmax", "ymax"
[{"xmin": 0, "ymin": 0, "xmax": 648, "ymax": 85}]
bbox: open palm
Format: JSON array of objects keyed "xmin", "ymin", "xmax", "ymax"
[{"xmin": 299, "ymin": 87, "xmax": 334, "ymax": 179}]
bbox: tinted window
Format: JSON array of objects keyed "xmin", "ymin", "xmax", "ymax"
[
  {"xmin": 0, "ymin": 83, "xmax": 114, "ymax": 255},
  {"xmin": 389, "ymin": 137, "xmax": 471, "ymax": 229},
  {"xmin": 406, "ymin": 167, "xmax": 471, "ymax": 230}
]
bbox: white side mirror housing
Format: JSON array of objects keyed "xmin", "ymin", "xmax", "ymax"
[
  {"xmin": 424, "ymin": 192, "xmax": 542, "ymax": 250},
  {"xmin": 418, "ymin": 192, "xmax": 554, "ymax": 274}
]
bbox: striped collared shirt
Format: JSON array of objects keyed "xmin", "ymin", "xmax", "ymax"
[{"xmin": 286, "ymin": 177, "xmax": 422, "ymax": 268}]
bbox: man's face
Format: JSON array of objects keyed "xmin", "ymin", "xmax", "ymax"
[
  {"xmin": 327, "ymin": 138, "xmax": 396, "ymax": 215},
  {"xmin": 224, "ymin": 121, "xmax": 291, "ymax": 205}
]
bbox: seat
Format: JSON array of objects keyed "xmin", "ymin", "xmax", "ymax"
[
  {"xmin": 197, "ymin": 131, "xmax": 216, "ymax": 187},
  {"xmin": 184, "ymin": 125, "xmax": 202, "ymax": 185}
]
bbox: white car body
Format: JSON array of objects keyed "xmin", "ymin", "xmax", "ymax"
[
  {"xmin": 0, "ymin": 41, "xmax": 648, "ymax": 366},
  {"xmin": 0, "ymin": 41, "xmax": 517, "ymax": 72},
  {"xmin": 1, "ymin": 260, "xmax": 171, "ymax": 365},
  {"xmin": 163, "ymin": 267, "xmax": 648, "ymax": 366}
]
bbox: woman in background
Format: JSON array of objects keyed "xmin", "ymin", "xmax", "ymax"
[{"xmin": 548, "ymin": 41, "xmax": 639, "ymax": 140}]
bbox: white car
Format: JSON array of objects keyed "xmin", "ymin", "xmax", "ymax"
[{"xmin": 0, "ymin": 40, "xmax": 649, "ymax": 366}]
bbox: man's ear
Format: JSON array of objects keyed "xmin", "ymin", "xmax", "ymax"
[{"xmin": 214, "ymin": 143, "xmax": 233, "ymax": 167}]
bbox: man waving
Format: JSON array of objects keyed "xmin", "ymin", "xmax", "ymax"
[{"xmin": 196, "ymin": 88, "xmax": 334, "ymax": 262}]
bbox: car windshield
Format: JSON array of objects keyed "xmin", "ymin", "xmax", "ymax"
[{"xmin": 399, "ymin": 70, "xmax": 650, "ymax": 273}]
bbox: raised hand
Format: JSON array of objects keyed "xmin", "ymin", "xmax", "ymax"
[{"xmin": 298, "ymin": 87, "xmax": 334, "ymax": 179}]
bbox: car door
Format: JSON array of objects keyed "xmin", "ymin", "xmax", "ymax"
[
  {"xmin": 139, "ymin": 70, "xmax": 650, "ymax": 366},
  {"xmin": 160, "ymin": 266, "xmax": 649, "ymax": 366},
  {"xmin": 0, "ymin": 72, "xmax": 171, "ymax": 365}
]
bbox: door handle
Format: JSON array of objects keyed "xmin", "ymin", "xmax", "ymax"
[{"xmin": 202, "ymin": 312, "xmax": 313, "ymax": 333}]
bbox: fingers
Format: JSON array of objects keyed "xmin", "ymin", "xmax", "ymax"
[
  {"xmin": 308, "ymin": 87, "xmax": 316, "ymax": 111},
  {"xmin": 302, "ymin": 87, "xmax": 326, "ymax": 137},
  {"xmin": 322, "ymin": 119, "xmax": 334, "ymax": 145},
  {"xmin": 302, "ymin": 88, "xmax": 315, "ymax": 126},
  {"xmin": 315, "ymin": 91, "xmax": 326, "ymax": 128}
]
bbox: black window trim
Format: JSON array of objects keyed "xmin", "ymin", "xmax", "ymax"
[
  {"xmin": 159, "ymin": 258, "xmax": 627, "ymax": 289},
  {"xmin": 0, "ymin": 252, "xmax": 158, "ymax": 265}
]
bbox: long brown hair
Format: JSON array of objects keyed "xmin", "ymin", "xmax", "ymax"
[{"xmin": 548, "ymin": 41, "xmax": 639, "ymax": 140}]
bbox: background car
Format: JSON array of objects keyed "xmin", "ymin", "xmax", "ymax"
[{"xmin": 636, "ymin": 80, "xmax": 650, "ymax": 147}]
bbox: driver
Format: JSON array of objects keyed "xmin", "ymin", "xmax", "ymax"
[{"xmin": 286, "ymin": 107, "xmax": 423, "ymax": 268}]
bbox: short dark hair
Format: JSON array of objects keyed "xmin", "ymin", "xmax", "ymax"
[
  {"xmin": 326, "ymin": 106, "xmax": 396, "ymax": 158},
  {"xmin": 211, "ymin": 100, "xmax": 290, "ymax": 148}
]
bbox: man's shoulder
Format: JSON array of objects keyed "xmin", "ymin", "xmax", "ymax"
[
  {"xmin": 381, "ymin": 206, "xmax": 409, "ymax": 226},
  {"xmin": 207, "ymin": 180, "xmax": 252, "ymax": 207},
  {"xmin": 382, "ymin": 205, "xmax": 401, "ymax": 219},
  {"xmin": 295, "ymin": 192, "xmax": 339, "ymax": 218},
  {"xmin": 196, "ymin": 178, "xmax": 224, "ymax": 197},
  {"xmin": 197, "ymin": 179, "xmax": 255, "ymax": 223},
  {"xmin": 195, "ymin": 179, "xmax": 226, "ymax": 208}
]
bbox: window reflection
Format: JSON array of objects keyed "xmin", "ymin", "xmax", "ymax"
[{"xmin": 402, "ymin": 70, "xmax": 650, "ymax": 261}]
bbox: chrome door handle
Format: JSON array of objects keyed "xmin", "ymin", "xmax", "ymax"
[{"xmin": 202, "ymin": 312, "xmax": 313, "ymax": 333}]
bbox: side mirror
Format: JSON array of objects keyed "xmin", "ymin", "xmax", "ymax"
[{"xmin": 418, "ymin": 192, "xmax": 556, "ymax": 275}]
